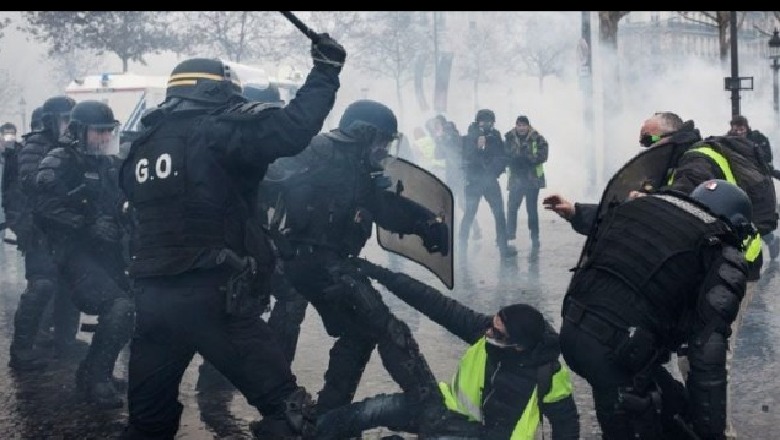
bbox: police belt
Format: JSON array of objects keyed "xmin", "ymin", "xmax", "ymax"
[{"xmin": 563, "ymin": 299, "xmax": 630, "ymax": 350}]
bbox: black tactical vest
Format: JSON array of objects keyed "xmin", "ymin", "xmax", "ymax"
[
  {"xmin": 569, "ymin": 193, "xmax": 731, "ymax": 335},
  {"xmin": 280, "ymin": 135, "xmax": 376, "ymax": 256},
  {"xmin": 122, "ymin": 113, "xmax": 242, "ymax": 277}
]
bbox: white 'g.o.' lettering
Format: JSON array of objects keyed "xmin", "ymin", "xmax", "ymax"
[
  {"xmin": 135, "ymin": 158, "xmax": 149, "ymax": 183},
  {"xmin": 156, "ymin": 153, "xmax": 172, "ymax": 179},
  {"xmin": 135, "ymin": 154, "xmax": 176, "ymax": 183}
]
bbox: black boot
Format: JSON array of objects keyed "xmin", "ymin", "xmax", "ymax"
[
  {"xmin": 76, "ymin": 363, "xmax": 124, "ymax": 409},
  {"xmin": 9, "ymin": 345, "xmax": 48, "ymax": 372}
]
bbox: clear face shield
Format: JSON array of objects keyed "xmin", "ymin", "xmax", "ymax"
[
  {"xmin": 1, "ymin": 130, "xmax": 16, "ymax": 150},
  {"xmin": 54, "ymin": 113, "xmax": 71, "ymax": 139},
  {"xmin": 84, "ymin": 122, "xmax": 120, "ymax": 156},
  {"xmin": 373, "ymin": 132, "xmax": 402, "ymax": 171}
]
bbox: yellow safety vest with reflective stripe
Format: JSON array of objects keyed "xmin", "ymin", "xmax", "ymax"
[
  {"xmin": 437, "ymin": 337, "xmax": 573, "ymax": 440},
  {"xmin": 414, "ymin": 136, "xmax": 446, "ymax": 171},
  {"xmin": 530, "ymin": 140, "xmax": 545, "ymax": 178},
  {"xmin": 667, "ymin": 146, "xmax": 762, "ymax": 262}
]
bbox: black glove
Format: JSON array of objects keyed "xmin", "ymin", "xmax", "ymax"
[
  {"xmin": 417, "ymin": 220, "xmax": 449, "ymax": 256},
  {"xmin": 89, "ymin": 215, "xmax": 121, "ymax": 243},
  {"xmin": 311, "ymin": 32, "xmax": 346, "ymax": 72}
]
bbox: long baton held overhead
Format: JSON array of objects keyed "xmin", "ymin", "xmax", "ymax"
[{"xmin": 280, "ymin": 11, "xmax": 320, "ymax": 43}]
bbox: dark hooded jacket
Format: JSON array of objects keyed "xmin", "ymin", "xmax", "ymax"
[{"xmin": 356, "ymin": 258, "xmax": 580, "ymax": 440}]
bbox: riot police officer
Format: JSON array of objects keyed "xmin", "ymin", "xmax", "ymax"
[
  {"xmin": 556, "ymin": 180, "xmax": 751, "ymax": 439},
  {"xmin": 34, "ymin": 100, "xmax": 134, "ymax": 408},
  {"xmin": 262, "ymin": 99, "xmax": 448, "ymax": 418},
  {"xmin": 9, "ymin": 96, "xmax": 81, "ymax": 371},
  {"xmin": 119, "ymin": 33, "xmax": 346, "ymax": 439}
]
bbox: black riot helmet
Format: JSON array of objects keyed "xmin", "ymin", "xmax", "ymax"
[
  {"xmin": 690, "ymin": 179, "xmax": 755, "ymax": 242},
  {"xmin": 337, "ymin": 99, "xmax": 400, "ymax": 170},
  {"xmin": 30, "ymin": 106, "xmax": 44, "ymax": 132},
  {"xmin": 41, "ymin": 95, "xmax": 76, "ymax": 140},
  {"xmin": 67, "ymin": 100, "xmax": 120, "ymax": 156},
  {"xmin": 1, "ymin": 122, "xmax": 17, "ymax": 146},
  {"xmin": 165, "ymin": 58, "xmax": 244, "ymax": 106}
]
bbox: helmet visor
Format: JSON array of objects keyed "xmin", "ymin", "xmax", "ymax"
[{"xmin": 84, "ymin": 122, "xmax": 120, "ymax": 156}]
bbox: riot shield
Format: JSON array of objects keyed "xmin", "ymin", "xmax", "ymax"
[
  {"xmin": 376, "ymin": 157, "xmax": 454, "ymax": 289},
  {"xmin": 574, "ymin": 145, "xmax": 678, "ymax": 270},
  {"xmin": 596, "ymin": 145, "xmax": 678, "ymax": 220}
]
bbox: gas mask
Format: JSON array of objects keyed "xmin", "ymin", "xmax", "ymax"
[
  {"xmin": 368, "ymin": 132, "xmax": 402, "ymax": 171},
  {"xmin": 639, "ymin": 132, "xmax": 671, "ymax": 148}
]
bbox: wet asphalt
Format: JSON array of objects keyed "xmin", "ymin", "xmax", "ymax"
[{"xmin": 0, "ymin": 206, "xmax": 778, "ymax": 439}]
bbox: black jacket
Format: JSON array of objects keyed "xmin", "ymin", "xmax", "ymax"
[
  {"xmin": 120, "ymin": 64, "xmax": 340, "ymax": 278},
  {"xmin": 356, "ymin": 258, "xmax": 580, "ymax": 440},
  {"xmin": 462, "ymin": 122, "xmax": 507, "ymax": 184},
  {"xmin": 263, "ymin": 131, "xmax": 437, "ymax": 258}
]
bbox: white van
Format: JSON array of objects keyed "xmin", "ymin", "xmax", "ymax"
[{"xmin": 64, "ymin": 61, "xmax": 304, "ymax": 137}]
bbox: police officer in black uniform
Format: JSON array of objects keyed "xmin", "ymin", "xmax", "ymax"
[
  {"xmin": 459, "ymin": 109, "xmax": 516, "ymax": 258},
  {"xmin": 34, "ymin": 100, "xmax": 134, "ymax": 408},
  {"xmin": 262, "ymin": 99, "xmax": 448, "ymax": 417},
  {"xmin": 555, "ymin": 180, "xmax": 751, "ymax": 439},
  {"xmin": 9, "ymin": 96, "xmax": 81, "ymax": 371},
  {"xmin": 2, "ymin": 121, "xmax": 22, "ymax": 233},
  {"xmin": 119, "ymin": 33, "xmax": 346, "ymax": 439}
]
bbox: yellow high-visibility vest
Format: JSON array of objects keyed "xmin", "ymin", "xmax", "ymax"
[
  {"xmin": 667, "ymin": 145, "xmax": 761, "ymax": 262},
  {"xmin": 438, "ymin": 337, "xmax": 573, "ymax": 440}
]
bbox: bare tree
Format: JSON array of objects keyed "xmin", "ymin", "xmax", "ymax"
[
  {"xmin": 507, "ymin": 13, "xmax": 578, "ymax": 93},
  {"xmin": 48, "ymin": 48, "xmax": 109, "ymax": 90},
  {"xmin": 284, "ymin": 11, "xmax": 373, "ymax": 66},
  {"xmin": 19, "ymin": 11, "xmax": 181, "ymax": 72},
  {"xmin": 177, "ymin": 12, "xmax": 291, "ymax": 63},
  {"xmin": 0, "ymin": 14, "xmax": 11, "ymax": 54},
  {"xmin": 677, "ymin": 11, "xmax": 748, "ymax": 62},
  {"xmin": 454, "ymin": 14, "xmax": 505, "ymax": 112},
  {"xmin": 353, "ymin": 12, "xmax": 432, "ymax": 122},
  {"xmin": 597, "ymin": 11, "xmax": 630, "ymax": 176}
]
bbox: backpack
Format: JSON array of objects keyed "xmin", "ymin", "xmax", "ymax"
[{"xmin": 694, "ymin": 135, "xmax": 778, "ymax": 235}]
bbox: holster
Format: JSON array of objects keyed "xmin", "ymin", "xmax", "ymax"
[{"xmin": 216, "ymin": 249, "xmax": 264, "ymax": 316}]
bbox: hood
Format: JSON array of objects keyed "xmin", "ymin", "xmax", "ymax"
[{"xmin": 666, "ymin": 119, "xmax": 701, "ymax": 146}]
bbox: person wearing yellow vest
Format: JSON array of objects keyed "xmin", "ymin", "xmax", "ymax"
[
  {"xmin": 316, "ymin": 258, "xmax": 580, "ymax": 440},
  {"xmin": 504, "ymin": 115, "xmax": 548, "ymax": 254},
  {"xmin": 412, "ymin": 125, "xmax": 446, "ymax": 181}
]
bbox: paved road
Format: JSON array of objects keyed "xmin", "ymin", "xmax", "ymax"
[{"xmin": 0, "ymin": 208, "xmax": 777, "ymax": 439}]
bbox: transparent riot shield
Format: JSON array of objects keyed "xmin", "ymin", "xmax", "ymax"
[{"xmin": 376, "ymin": 157, "xmax": 454, "ymax": 289}]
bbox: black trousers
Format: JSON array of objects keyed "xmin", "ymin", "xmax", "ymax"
[
  {"xmin": 559, "ymin": 320, "xmax": 691, "ymax": 439},
  {"xmin": 125, "ymin": 268, "xmax": 298, "ymax": 439},
  {"xmin": 506, "ymin": 179, "xmax": 540, "ymax": 241},
  {"xmin": 283, "ymin": 250, "xmax": 438, "ymax": 414},
  {"xmin": 12, "ymin": 240, "xmax": 80, "ymax": 351},
  {"xmin": 459, "ymin": 178, "xmax": 508, "ymax": 247},
  {"xmin": 57, "ymin": 246, "xmax": 133, "ymax": 380}
]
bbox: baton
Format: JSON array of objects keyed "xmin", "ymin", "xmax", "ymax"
[{"xmin": 280, "ymin": 11, "xmax": 320, "ymax": 43}]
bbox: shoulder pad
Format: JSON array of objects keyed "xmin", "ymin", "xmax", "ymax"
[
  {"xmin": 323, "ymin": 129, "xmax": 358, "ymax": 143},
  {"xmin": 37, "ymin": 148, "xmax": 72, "ymax": 172},
  {"xmin": 213, "ymin": 102, "xmax": 283, "ymax": 120},
  {"xmin": 721, "ymin": 244, "xmax": 746, "ymax": 266}
]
